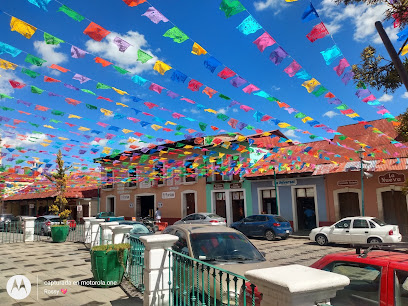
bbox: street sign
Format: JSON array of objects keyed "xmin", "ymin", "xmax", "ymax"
[{"xmin": 77, "ymin": 205, "xmax": 82, "ymax": 212}]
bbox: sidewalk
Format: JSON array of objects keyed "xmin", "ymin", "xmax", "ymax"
[
  {"xmin": 0, "ymin": 241, "xmax": 142, "ymax": 305},
  {"xmin": 291, "ymin": 230, "xmax": 311, "ymax": 239}
]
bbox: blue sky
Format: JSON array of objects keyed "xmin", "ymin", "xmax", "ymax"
[{"xmin": 0, "ymin": 0, "xmax": 406, "ymax": 169}]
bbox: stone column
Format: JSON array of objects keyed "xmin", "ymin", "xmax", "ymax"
[
  {"xmin": 140, "ymin": 234, "xmax": 179, "ymax": 306},
  {"xmin": 83, "ymin": 217, "xmax": 95, "ymax": 244},
  {"xmin": 22, "ymin": 217, "xmax": 36, "ymax": 242},
  {"xmin": 99, "ymin": 222, "xmax": 119, "ymax": 245},
  {"xmin": 245, "ymin": 264, "xmax": 350, "ymax": 306},
  {"xmin": 111, "ymin": 225, "xmax": 133, "ymax": 244},
  {"xmin": 90, "ymin": 219, "xmax": 105, "ymax": 248}
]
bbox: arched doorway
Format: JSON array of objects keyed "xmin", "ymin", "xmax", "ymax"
[{"xmin": 381, "ymin": 189, "xmax": 408, "ymax": 236}]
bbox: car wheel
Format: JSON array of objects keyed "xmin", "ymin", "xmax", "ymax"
[
  {"xmin": 265, "ymin": 230, "xmax": 276, "ymax": 241},
  {"xmin": 368, "ymin": 237, "xmax": 382, "ymax": 244},
  {"xmin": 281, "ymin": 235, "xmax": 288, "ymax": 240},
  {"xmin": 315, "ymin": 234, "xmax": 328, "ymax": 246}
]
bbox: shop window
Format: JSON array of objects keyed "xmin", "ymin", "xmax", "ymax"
[{"xmin": 261, "ymin": 189, "xmax": 277, "ymax": 215}]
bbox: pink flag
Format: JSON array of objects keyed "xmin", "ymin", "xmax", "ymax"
[
  {"xmin": 253, "ymin": 32, "xmax": 275, "ymax": 52},
  {"xmin": 144, "ymin": 102, "xmax": 158, "ymax": 109},
  {"xmin": 188, "ymin": 79, "xmax": 203, "ymax": 92},
  {"xmin": 333, "ymin": 58, "xmax": 350, "ymax": 76},
  {"xmin": 306, "ymin": 22, "xmax": 329, "ymax": 42},
  {"xmin": 240, "ymin": 105, "xmax": 254, "ymax": 112},
  {"xmin": 242, "ymin": 84, "xmax": 259, "ymax": 94},
  {"xmin": 284, "ymin": 60, "xmax": 301, "ymax": 77},
  {"xmin": 362, "ymin": 94, "xmax": 376, "ymax": 102},
  {"xmin": 217, "ymin": 67, "xmax": 236, "ymax": 79},
  {"xmin": 228, "ymin": 118, "xmax": 238, "ymax": 129},
  {"xmin": 149, "ymin": 83, "xmax": 164, "ymax": 94}
]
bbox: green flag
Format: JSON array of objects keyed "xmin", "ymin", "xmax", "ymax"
[
  {"xmin": 29, "ymin": 122, "xmax": 40, "ymax": 128},
  {"xmin": 86, "ymin": 104, "xmax": 97, "ymax": 110},
  {"xmin": 21, "ymin": 68, "xmax": 40, "ymax": 78},
  {"xmin": 50, "ymin": 119, "xmax": 61, "ymax": 123},
  {"xmin": 44, "ymin": 32, "xmax": 64, "ymax": 45},
  {"xmin": 137, "ymin": 49, "xmax": 153, "ymax": 63},
  {"xmin": 219, "ymin": 0, "xmax": 245, "ymax": 18},
  {"xmin": 216, "ymin": 113, "xmax": 229, "ymax": 121},
  {"xmin": 0, "ymin": 93, "xmax": 13, "ymax": 99},
  {"xmin": 295, "ymin": 113, "xmax": 306, "ymax": 119},
  {"xmin": 336, "ymin": 104, "xmax": 348, "ymax": 110},
  {"xmin": 113, "ymin": 65, "xmax": 130, "ymax": 74},
  {"xmin": 0, "ymin": 106, "xmax": 14, "ymax": 111},
  {"xmin": 163, "ymin": 27, "xmax": 189, "ymax": 43},
  {"xmin": 51, "ymin": 110, "xmax": 65, "ymax": 116},
  {"xmin": 25, "ymin": 54, "xmax": 46, "ymax": 67},
  {"xmin": 145, "ymin": 135, "xmax": 154, "ymax": 139},
  {"xmin": 81, "ymin": 89, "xmax": 96, "ymax": 95},
  {"xmin": 312, "ymin": 86, "xmax": 328, "ymax": 97},
  {"xmin": 219, "ymin": 94, "xmax": 230, "ymax": 100},
  {"xmin": 57, "ymin": 5, "xmax": 84, "ymax": 22},
  {"xmin": 31, "ymin": 86, "xmax": 44, "ymax": 94},
  {"xmin": 174, "ymin": 132, "xmax": 184, "ymax": 136},
  {"xmin": 96, "ymin": 82, "xmax": 111, "ymax": 89},
  {"xmin": 199, "ymin": 122, "xmax": 207, "ymax": 131}
]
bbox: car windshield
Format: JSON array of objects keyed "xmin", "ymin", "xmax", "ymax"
[
  {"xmin": 130, "ymin": 224, "xmax": 150, "ymax": 234},
  {"xmin": 190, "ymin": 232, "xmax": 265, "ymax": 263},
  {"xmin": 50, "ymin": 218, "xmax": 60, "ymax": 222},
  {"xmin": 274, "ymin": 216, "xmax": 288, "ymax": 222},
  {"xmin": 372, "ymin": 218, "xmax": 387, "ymax": 226},
  {"xmin": 206, "ymin": 214, "xmax": 222, "ymax": 219}
]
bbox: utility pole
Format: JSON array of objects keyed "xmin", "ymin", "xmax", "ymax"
[{"xmin": 375, "ymin": 21, "xmax": 408, "ymax": 92}]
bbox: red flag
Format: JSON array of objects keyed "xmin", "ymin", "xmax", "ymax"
[
  {"xmin": 94, "ymin": 57, "xmax": 112, "ymax": 67},
  {"xmin": 49, "ymin": 64, "xmax": 69, "ymax": 72},
  {"xmin": 306, "ymin": 22, "xmax": 329, "ymax": 42},
  {"xmin": 123, "ymin": 0, "xmax": 146, "ymax": 7},
  {"xmin": 44, "ymin": 76, "xmax": 61, "ymax": 83},
  {"xmin": 9, "ymin": 80, "xmax": 26, "ymax": 89},
  {"xmin": 83, "ymin": 22, "xmax": 110, "ymax": 41}
]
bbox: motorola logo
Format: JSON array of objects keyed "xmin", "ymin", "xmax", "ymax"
[{"xmin": 6, "ymin": 275, "xmax": 31, "ymax": 300}]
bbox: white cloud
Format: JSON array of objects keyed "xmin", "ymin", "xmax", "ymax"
[
  {"xmin": 372, "ymin": 25, "xmax": 399, "ymax": 44},
  {"xmin": 85, "ymin": 31, "xmax": 158, "ymax": 74},
  {"xmin": 402, "ymin": 92, "xmax": 408, "ymax": 99},
  {"xmin": 378, "ymin": 93, "xmax": 393, "ymax": 102},
  {"xmin": 318, "ymin": 0, "xmax": 390, "ymax": 43},
  {"xmin": 232, "ymin": 108, "xmax": 239, "ymax": 113},
  {"xmin": 190, "ymin": 108, "xmax": 200, "ymax": 114},
  {"xmin": 0, "ymin": 70, "xmax": 21, "ymax": 95},
  {"xmin": 90, "ymin": 139, "xmax": 108, "ymax": 147},
  {"xmin": 283, "ymin": 130, "xmax": 300, "ymax": 139},
  {"xmin": 125, "ymin": 137, "xmax": 151, "ymax": 150},
  {"xmin": 271, "ymin": 85, "xmax": 280, "ymax": 91},
  {"xmin": 217, "ymin": 108, "xmax": 227, "ymax": 114},
  {"xmin": 33, "ymin": 41, "xmax": 68, "ymax": 65},
  {"xmin": 254, "ymin": 0, "xmax": 285, "ymax": 13},
  {"xmin": 1, "ymin": 132, "xmax": 48, "ymax": 148},
  {"xmin": 323, "ymin": 110, "xmax": 339, "ymax": 118}
]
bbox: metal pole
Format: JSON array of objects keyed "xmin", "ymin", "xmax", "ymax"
[
  {"xmin": 273, "ymin": 167, "xmax": 279, "ymax": 214},
  {"xmin": 97, "ymin": 187, "xmax": 100, "ymax": 214},
  {"xmin": 360, "ymin": 158, "xmax": 365, "ymax": 216},
  {"xmin": 375, "ymin": 21, "xmax": 408, "ymax": 92}
]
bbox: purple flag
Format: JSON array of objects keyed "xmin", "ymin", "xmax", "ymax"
[
  {"xmin": 71, "ymin": 45, "xmax": 87, "ymax": 58},
  {"xmin": 64, "ymin": 83, "xmax": 79, "ymax": 90},
  {"xmin": 142, "ymin": 7, "xmax": 169, "ymax": 24},
  {"xmin": 341, "ymin": 71, "xmax": 354, "ymax": 85},
  {"xmin": 73, "ymin": 74, "xmax": 91, "ymax": 84},
  {"xmin": 269, "ymin": 47, "xmax": 288, "ymax": 65},
  {"xmin": 167, "ymin": 91, "xmax": 179, "ymax": 99},
  {"xmin": 230, "ymin": 76, "xmax": 247, "ymax": 88},
  {"xmin": 113, "ymin": 37, "xmax": 131, "ymax": 52},
  {"xmin": 328, "ymin": 98, "xmax": 342, "ymax": 105},
  {"xmin": 355, "ymin": 88, "xmax": 371, "ymax": 98},
  {"xmin": 237, "ymin": 122, "xmax": 248, "ymax": 130},
  {"xmin": 17, "ymin": 100, "xmax": 32, "ymax": 107},
  {"xmin": 48, "ymin": 92, "xmax": 61, "ymax": 97}
]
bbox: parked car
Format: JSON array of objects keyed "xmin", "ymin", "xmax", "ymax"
[
  {"xmin": 95, "ymin": 212, "xmax": 125, "ymax": 222},
  {"xmin": 173, "ymin": 212, "xmax": 226, "ymax": 226},
  {"xmin": 231, "ymin": 214, "xmax": 293, "ymax": 241},
  {"xmin": 311, "ymin": 246, "xmax": 408, "ymax": 305},
  {"xmin": 310, "ymin": 217, "xmax": 402, "ymax": 246},
  {"xmin": 118, "ymin": 221, "xmax": 154, "ymax": 237},
  {"xmin": 34, "ymin": 215, "xmax": 76, "ymax": 235},
  {"xmin": 162, "ymin": 224, "xmax": 269, "ymax": 305},
  {"xmin": 0, "ymin": 214, "xmax": 23, "ymax": 232}
]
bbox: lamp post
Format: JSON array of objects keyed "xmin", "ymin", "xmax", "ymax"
[
  {"xmin": 357, "ymin": 147, "xmax": 366, "ymax": 216},
  {"xmin": 272, "ymin": 166, "xmax": 279, "ymax": 214}
]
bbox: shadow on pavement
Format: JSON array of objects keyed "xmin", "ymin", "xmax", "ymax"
[{"xmin": 111, "ymin": 297, "xmax": 143, "ymax": 305}]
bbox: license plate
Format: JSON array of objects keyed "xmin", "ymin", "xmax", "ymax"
[{"xmin": 286, "ymin": 230, "xmax": 289, "ymax": 233}]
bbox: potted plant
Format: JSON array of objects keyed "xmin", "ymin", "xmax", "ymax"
[
  {"xmin": 90, "ymin": 243, "xmax": 130, "ymax": 287},
  {"xmin": 45, "ymin": 150, "xmax": 72, "ymax": 243}
]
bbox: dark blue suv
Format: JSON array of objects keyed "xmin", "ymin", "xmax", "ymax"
[{"xmin": 231, "ymin": 214, "xmax": 293, "ymax": 241}]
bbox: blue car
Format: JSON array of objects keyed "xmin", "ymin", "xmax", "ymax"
[{"xmin": 231, "ymin": 214, "xmax": 293, "ymax": 241}]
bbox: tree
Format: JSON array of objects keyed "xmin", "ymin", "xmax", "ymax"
[
  {"xmin": 45, "ymin": 150, "xmax": 72, "ymax": 222},
  {"xmin": 334, "ymin": 0, "xmax": 408, "ymax": 93}
]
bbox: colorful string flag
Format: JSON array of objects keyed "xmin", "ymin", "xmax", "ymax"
[
  {"xmin": 203, "ymin": 87, "xmax": 217, "ymax": 98},
  {"xmin": 253, "ymin": 32, "xmax": 275, "ymax": 52},
  {"xmin": 26, "ymin": 0, "xmax": 51, "ymax": 11},
  {"xmin": 217, "ymin": 67, "xmax": 236, "ymax": 79},
  {"xmin": 153, "ymin": 60, "xmax": 172, "ymax": 75},
  {"xmin": 334, "ymin": 58, "xmax": 350, "ymax": 76},
  {"xmin": 341, "ymin": 71, "xmax": 354, "ymax": 85},
  {"xmin": 191, "ymin": 43, "xmax": 207, "ymax": 56},
  {"xmin": 113, "ymin": 37, "xmax": 131, "ymax": 52},
  {"xmin": 10, "ymin": 17, "xmax": 37, "ymax": 39},
  {"xmin": 149, "ymin": 83, "xmax": 164, "ymax": 94},
  {"xmin": 269, "ymin": 46, "xmax": 288, "ymax": 65},
  {"xmin": 230, "ymin": 76, "xmax": 247, "ymax": 87},
  {"xmin": 83, "ymin": 22, "xmax": 110, "ymax": 42},
  {"xmin": 401, "ymin": 44, "xmax": 408, "ymax": 56},
  {"xmin": 57, "ymin": 5, "xmax": 84, "ymax": 22},
  {"xmin": 0, "ymin": 42, "xmax": 22, "ymax": 57},
  {"xmin": 71, "ymin": 45, "xmax": 87, "ymax": 58},
  {"xmin": 142, "ymin": 7, "xmax": 169, "ymax": 24},
  {"xmin": 320, "ymin": 45, "xmax": 342, "ymax": 65},
  {"xmin": 94, "ymin": 57, "xmax": 112, "ymax": 67},
  {"xmin": 50, "ymin": 64, "xmax": 69, "ymax": 73},
  {"xmin": 137, "ymin": 49, "xmax": 153, "ymax": 63},
  {"xmin": 123, "ymin": 0, "xmax": 146, "ymax": 7},
  {"xmin": 72, "ymin": 74, "xmax": 90, "ymax": 84},
  {"xmin": 302, "ymin": 78, "xmax": 321, "ymax": 93},
  {"xmin": 113, "ymin": 65, "xmax": 129, "ymax": 74},
  {"xmin": 25, "ymin": 54, "xmax": 46, "ymax": 67},
  {"xmin": 9, "ymin": 80, "xmax": 26, "ymax": 89},
  {"xmin": 44, "ymin": 32, "xmax": 64, "ymax": 45},
  {"xmin": 163, "ymin": 27, "xmax": 189, "ymax": 43},
  {"xmin": 31, "ymin": 86, "xmax": 44, "ymax": 94},
  {"xmin": 295, "ymin": 70, "xmax": 311, "ymax": 79},
  {"xmin": 237, "ymin": 16, "xmax": 262, "ymax": 35},
  {"xmin": 242, "ymin": 84, "xmax": 259, "ymax": 94},
  {"xmin": 171, "ymin": 70, "xmax": 187, "ymax": 83},
  {"xmin": 0, "ymin": 59, "xmax": 17, "ymax": 70},
  {"xmin": 188, "ymin": 79, "xmax": 203, "ymax": 91},
  {"xmin": 204, "ymin": 56, "xmax": 222, "ymax": 73},
  {"xmin": 112, "ymin": 87, "xmax": 128, "ymax": 95},
  {"xmin": 44, "ymin": 76, "xmax": 60, "ymax": 82},
  {"xmin": 306, "ymin": 22, "xmax": 329, "ymax": 42},
  {"xmin": 302, "ymin": 3, "xmax": 319, "ymax": 22},
  {"xmin": 21, "ymin": 68, "xmax": 40, "ymax": 78},
  {"xmin": 284, "ymin": 60, "xmax": 301, "ymax": 77},
  {"xmin": 132, "ymin": 75, "xmax": 147, "ymax": 86},
  {"xmin": 397, "ymin": 27, "xmax": 408, "ymax": 41},
  {"xmin": 219, "ymin": 0, "xmax": 246, "ymax": 18}
]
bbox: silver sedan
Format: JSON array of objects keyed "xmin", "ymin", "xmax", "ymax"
[{"xmin": 174, "ymin": 213, "xmax": 226, "ymax": 226}]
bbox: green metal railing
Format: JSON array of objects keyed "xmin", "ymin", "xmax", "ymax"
[
  {"xmin": 168, "ymin": 249, "xmax": 259, "ymax": 306},
  {"xmin": 0, "ymin": 221, "xmax": 24, "ymax": 243},
  {"xmin": 66, "ymin": 224, "xmax": 85, "ymax": 243},
  {"xmin": 126, "ymin": 235, "xmax": 145, "ymax": 292}
]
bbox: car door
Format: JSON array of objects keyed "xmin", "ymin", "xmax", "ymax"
[
  {"xmin": 252, "ymin": 215, "xmax": 268, "ymax": 236},
  {"xmin": 349, "ymin": 219, "xmax": 370, "ymax": 244},
  {"xmin": 389, "ymin": 263, "xmax": 408, "ymax": 306},
  {"xmin": 240, "ymin": 216, "xmax": 257, "ymax": 236},
  {"xmin": 328, "ymin": 219, "xmax": 352, "ymax": 243}
]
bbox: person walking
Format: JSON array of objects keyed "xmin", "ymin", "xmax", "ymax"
[{"xmin": 154, "ymin": 207, "xmax": 162, "ymax": 222}]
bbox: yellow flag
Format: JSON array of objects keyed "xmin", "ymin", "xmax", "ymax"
[
  {"xmin": 278, "ymin": 122, "xmax": 290, "ymax": 128},
  {"xmin": 165, "ymin": 121, "xmax": 177, "ymax": 125},
  {"xmin": 78, "ymin": 126, "xmax": 90, "ymax": 131},
  {"xmin": 43, "ymin": 139, "xmax": 52, "ymax": 143},
  {"xmin": 102, "ymin": 147, "xmax": 112, "ymax": 154},
  {"xmin": 68, "ymin": 114, "xmax": 82, "ymax": 119},
  {"xmin": 184, "ymin": 145, "xmax": 193, "ymax": 149},
  {"xmin": 204, "ymin": 108, "xmax": 217, "ymax": 114},
  {"xmin": 122, "ymin": 129, "xmax": 133, "ymax": 134},
  {"xmin": 116, "ymin": 102, "xmax": 129, "ymax": 107},
  {"xmin": 219, "ymin": 152, "xmax": 225, "ymax": 158},
  {"xmin": 0, "ymin": 58, "xmax": 17, "ymax": 70},
  {"xmin": 100, "ymin": 108, "xmax": 113, "ymax": 116},
  {"xmin": 58, "ymin": 137, "xmax": 68, "ymax": 140},
  {"xmin": 43, "ymin": 125, "xmax": 55, "ymax": 129},
  {"xmin": 40, "ymin": 143, "xmax": 50, "ymax": 147},
  {"xmin": 112, "ymin": 87, "xmax": 128, "ymax": 95},
  {"xmin": 301, "ymin": 116, "xmax": 313, "ymax": 123},
  {"xmin": 302, "ymin": 78, "xmax": 321, "ymax": 93},
  {"xmin": 191, "ymin": 42, "xmax": 207, "ymax": 56},
  {"xmin": 10, "ymin": 17, "xmax": 37, "ymax": 39},
  {"xmin": 401, "ymin": 44, "xmax": 408, "ymax": 56},
  {"xmin": 262, "ymin": 132, "xmax": 271, "ymax": 136},
  {"xmin": 346, "ymin": 113, "xmax": 359, "ymax": 118},
  {"xmin": 151, "ymin": 124, "xmax": 162, "ymax": 131},
  {"xmin": 153, "ymin": 60, "xmax": 172, "ymax": 75},
  {"xmin": 236, "ymin": 135, "xmax": 246, "ymax": 142}
]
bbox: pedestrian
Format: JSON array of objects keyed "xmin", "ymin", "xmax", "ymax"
[
  {"xmin": 304, "ymin": 207, "xmax": 315, "ymax": 229},
  {"xmin": 154, "ymin": 207, "xmax": 162, "ymax": 222}
]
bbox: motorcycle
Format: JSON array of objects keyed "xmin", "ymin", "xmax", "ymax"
[{"xmin": 140, "ymin": 216, "xmax": 159, "ymax": 233}]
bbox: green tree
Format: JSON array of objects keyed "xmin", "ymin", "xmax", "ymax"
[{"xmin": 45, "ymin": 150, "xmax": 72, "ymax": 222}]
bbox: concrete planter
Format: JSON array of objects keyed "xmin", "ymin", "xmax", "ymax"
[{"xmin": 51, "ymin": 225, "xmax": 69, "ymax": 243}]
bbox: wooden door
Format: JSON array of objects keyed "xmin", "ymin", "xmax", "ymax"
[
  {"xmin": 185, "ymin": 193, "xmax": 195, "ymax": 215},
  {"xmin": 339, "ymin": 192, "xmax": 360, "ymax": 218}
]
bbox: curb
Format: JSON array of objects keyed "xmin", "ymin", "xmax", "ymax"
[{"xmin": 290, "ymin": 235, "xmax": 310, "ymax": 240}]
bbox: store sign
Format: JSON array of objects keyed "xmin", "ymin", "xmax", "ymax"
[
  {"xmin": 230, "ymin": 183, "xmax": 242, "ymax": 189},
  {"xmin": 276, "ymin": 179, "xmax": 297, "ymax": 186},
  {"xmin": 77, "ymin": 205, "xmax": 82, "ymax": 212},
  {"xmin": 213, "ymin": 184, "xmax": 224, "ymax": 190},
  {"xmin": 378, "ymin": 172, "xmax": 405, "ymax": 184},
  {"xmin": 120, "ymin": 194, "xmax": 131, "ymax": 201},
  {"xmin": 337, "ymin": 180, "xmax": 358, "ymax": 187},
  {"xmin": 29, "ymin": 203, "xmax": 35, "ymax": 209},
  {"xmin": 162, "ymin": 191, "xmax": 175, "ymax": 199}
]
